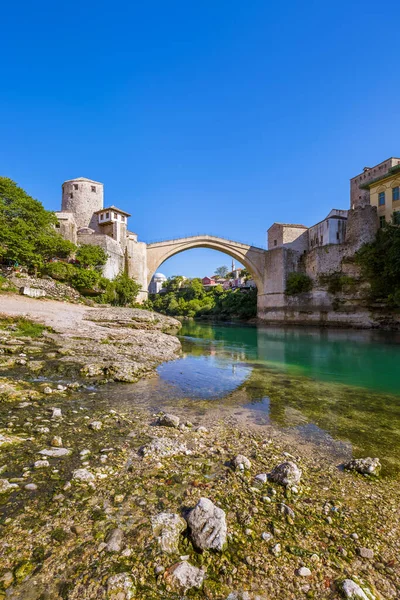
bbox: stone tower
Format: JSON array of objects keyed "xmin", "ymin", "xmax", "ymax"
[{"xmin": 61, "ymin": 177, "xmax": 104, "ymax": 230}]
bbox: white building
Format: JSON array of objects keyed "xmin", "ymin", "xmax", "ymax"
[{"xmin": 149, "ymin": 272, "xmax": 167, "ymax": 294}]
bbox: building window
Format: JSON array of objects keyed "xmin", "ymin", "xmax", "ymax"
[
  {"xmin": 392, "ymin": 186, "xmax": 399, "ymax": 201},
  {"xmin": 70, "ymin": 193, "xmax": 73, "ymax": 199},
  {"xmin": 121, "ymin": 216, "xmax": 125, "ymax": 223},
  {"xmin": 113, "ymin": 212, "xmax": 117, "ymax": 219},
  {"xmin": 378, "ymin": 191, "xmax": 385, "ymax": 206},
  {"xmin": 393, "ymin": 212, "xmax": 400, "ymax": 225},
  {"xmin": 274, "ymin": 239, "xmax": 277, "ymax": 247},
  {"xmin": 91, "ymin": 186, "xmax": 96, "ymax": 192},
  {"xmin": 74, "ymin": 184, "xmax": 78, "ymax": 190},
  {"xmin": 99, "ymin": 213, "xmax": 104, "ymax": 220},
  {"xmin": 379, "ymin": 216, "xmax": 386, "ymax": 228},
  {"xmin": 55, "ymin": 223, "xmax": 60, "ymax": 229},
  {"xmin": 336, "ymin": 232, "xmax": 339, "ymax": 240},
  {"xmin": 106, "ymin": 212, "xmax": 109, "ymax": 219}
]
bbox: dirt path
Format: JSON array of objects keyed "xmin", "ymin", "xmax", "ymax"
[{"xmin": 0, "ymin": 295, "xmax": 95, "ymax": 334}]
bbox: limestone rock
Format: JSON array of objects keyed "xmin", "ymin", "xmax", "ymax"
[
  {"xmin": 107, "ymin": 572, "xmax": 135, "ymax": 599},
  {"xmin": 51, "ymin": 436, "xmax": 63, "ymax": 447},
  {"xmin": 72, "ymin": 468, "xmax": 95, "ymax": 482},
  {"xmin": 185, "ymin": 497, "xmax": 227, "ymax": 551},
  {"xmin": 39, "ymin": 448, "xmax": 71, "ymax": 458},
  {"xmin": 166, "ymin": 561, "xmax": 205, "ymax": 591},
  {"xmin": 254, "ymin": 473, "xmax": 267, "ymax": 484},
  {"xmin": 19, "ymin": 286, "xmax": 46, "ymax": 298},
  {"xmin": 106, "ymin": 528, "xmax": 124, "ymax": 553},
  {"xmin": 233, "ymin": 454, "xmax": 251, "ymax": 470},
  {"xmin": 343, "ymin": 457, "xmax": 381, "ymax": 476},
  {"xmin": 269, "ymin": 461, "xmax": 302, "ymax": 487},
  {"xmin": 0, "ymin": 479, "xmax": 18, "ymax": 494},
  {"xmin": 340, "ymin": 579, "xmax": 371, "ymax": 599},
  {"xmin": 139, "ymin": 437, "xmax": 189, "ymax": 459},
  {"xmin": 157, "ymin": 413, "xmax": 180, "ymax": 428},
  {"xmin": 151, "ymin": 512, "xmax": 186, "ymax": 554},
  {"xmin": 89, "ymin": 421, "xmax": 103, "ymax": 431},
  {"xmin": 34, "ymin": 460, "xmax": 50, "ymax": 469},
  {"xmin": 51, "ymin": 407, "xmax": 62, "ymax": 420},
  {"xmin": 357, "ymin": 547, "xmax": 374, "ymax": 559},
  {"xmin": 297, "ymin": 567, "xmax": 311, "ymax": 577}
]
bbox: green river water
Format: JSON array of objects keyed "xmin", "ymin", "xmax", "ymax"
[{"xmin": 153, "ymin": 321, "xmax": 400, "ymax": 472}]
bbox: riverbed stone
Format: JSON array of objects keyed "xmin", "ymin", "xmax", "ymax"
[
  {"xmin": 39, "ymin": 447, "xmax": 71, "ymax": 457},
  {"xmin": 151, "ymin": 512, "xmax": 187, "ymax": 554},
  {"xmin": 51, "ymin": 435, "xmax": 63, "ymax": 447},
  {"xmin": 358, "ymin": 547, "xmax": 374, "ymax": 559},
  {"xmin": 185, "ymin": 497, "xmax": 227, "ymax": 551},
  {"xmin": 89, "ymin": 420, "xmax": 103, "ymax": 431},
  {"xmin": 72, "ymin": 468, "xmax": 95, "ymax": 482},
  {"xmin": 34, "ymin": 460, "xmax": 50, "ymax": 469},
  {"xmin": 233, "ymin": 454, "xmax": 251, "ymax": 470},
  {"xmin": 157, "ymin": 413, "xmax": 180, "ymax": 428},
  {"xmin": 269, "ymin": 461, "xmax": 302, "ymax": 487},
  {"xmin": 166, "ymin": 561, "xmax": 205, "ymax": 591},
  {"xmin": 297, "ymin": 567, "xmax": 311, "ymax": 577},
  {"xmin": 106, "ymin": 528, "xmax": 124, "ymax": 553},
  {"xmin": 340, "ymin": 578, "xmax": 371, "ymax": 599},
  {"xmin": 107, "ymin": 572, "xmax": 135, "ymax": 599},
  {"xmin": 343, "ymin": 457, "xmax": 381, "ymax": 476},
  {"xmin": 0, "ymin": 479, "xmax": 18, "ymax": 494},
  {"xmin": 139, "ymin": 436, "xmax": 189, "ymax": 459}
]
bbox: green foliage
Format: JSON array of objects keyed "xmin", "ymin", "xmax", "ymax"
[
  {"xmin": 285, "ymin": 272, "xmax": 313, "ymax": 296},
  {"xmin": 97, "ymin": 272, "xmax": 141, "ymax": 306},
  {"xmin": 70, "ymin": 268, "xmax": 100, "ymax": 291},
  {"xmin": 76, "ymin": 244, "xmax": 108, "ymax": 268},
  {"xmin": 42, "ymin": 261, "xmax": 77, "ymax": 281},
  {"xmin": 356, "ymin": 221, "xmax": 400, "ymax": 306},
  {"xmin": 148, "ymin": 275, "xmax": 257, "ymax": 320},
  {"xmin": 0, "ymin": 316, "xmax": 48, "ymax": 338},
  {"xmin": 318, "ymin": 272, "xmax": 356, "ymax": 294},
  {"xmin": 0, "ymin": 177, "xmax": 76, "ymax": 268}
]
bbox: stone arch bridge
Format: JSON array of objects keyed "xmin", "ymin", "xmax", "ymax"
[{"xmin": 126, "ymin": 234, "xmax": 290, "ymax": 319}]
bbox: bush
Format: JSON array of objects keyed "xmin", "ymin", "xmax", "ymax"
[
  {"xmin": 97, "ymin": 272, "xmax": 141, "ymax": 306},
  {"xmin": 319, "ymin": 272, "xmax": 356, "ymax": 294},
  {"xmin": 285, "ymin": 272, "xmax": 313, "ymax": 296},
  {"xmin": 70, "ymin": 269, "xmax": 100, "ymax": 291},
  {"xmin": 42, "ymin": 262, "xmax": 76, "ymax": 282},
  {"xmin": 76, "ymin": 245, "xmax": 108, "ymax": 268}
]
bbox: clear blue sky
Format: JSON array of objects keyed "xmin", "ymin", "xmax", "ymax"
[{"xmin": 1, "ymin": 1, "xmax": 399, "ymax": 278}]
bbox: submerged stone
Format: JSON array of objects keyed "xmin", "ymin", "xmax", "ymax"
[
  {"xmin": 39, "ymin": 448, "xmax": 71, "ymax": 457},
  {"xmin": 0, "ymin": 479, "xmax": 18, "ymax": 494},
  {"xmin": 343, "ymin": 457, "xmax": 381, "ymax": 476},
  {"xmin": 139, "ymin": 437, "xmax": 189, "ymax": 459},
  {"xmin": 72, "ymin": 468, "xmax": 95, "ymax": 482}
]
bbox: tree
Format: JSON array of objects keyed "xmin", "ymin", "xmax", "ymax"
[
  {"xmin": 98, "ymin": 272, "xmax": 141, "ymax": 306},
  {"xmin": 215, "ymin": 265, "xmax": 229, "ymax": 278},
  {"xmin": 76, "ymin": 244, "xmax": 108, "ymax": 268},
  {"xmin": 0, "ymin": 177, "xmax": 76, "ymax": 268},
  {"xmin": 356, "ymin": 221, "xmax": 400, "ymax": 306},
  {"xmin": 285, "ymin": 272, "xmax": 313, "ymax": 296}
]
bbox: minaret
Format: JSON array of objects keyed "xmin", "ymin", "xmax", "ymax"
[{"xmin": 231, "ymin": 259, "xmax": 235, "ymax": 273}]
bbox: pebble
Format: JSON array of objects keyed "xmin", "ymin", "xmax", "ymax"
[
  {"xmin": 271, "ymin": 543, "xmax": 281, "ymax": 556},
  {"xmin": 254, "ymin": 473, "xmax": 268, "ymax": 484},
  {"xmin": 43, "ymin": 386, "xmax": 52, "ymax": 394},
  {"xmin": 34, "ymin": 460, "xmax": 50, "ymax": 469},
  {"xmin": 261, "ymin": 532, "xmax": 273, "ymax": 542},
  {"xmin": 72, "ymin": 468, "xmax": 95, "ymax": 482},
  {"xmin": 269, "ymin": 461, "xmax": 302, "ymax": 487},
  {"xmin": 51, "ymin": 436, "xmax": 63, "ymax": 447},
  {"xmin": 24, "ymin": 483, "xmax": 38, "ymax": 491},
  {"xmin": 233, "ymin": 454, "xmax": 251, "ymax": 470},
  {"xmin": 88, "ymin": 421, "xmax": 102, "ymax": 431},
  {"xmin": 106, "ymin": 528, "xmax": 124, "ymax": 552},
  {"xmin": 0, "ymin": 479, "xmax": 19, "ymax": 493},
  {"xmin": 39, "ymin": 448, "xmax": 71, "ymax": 457},
  {"xmin": 358, "ymin": 547, "xmax": 374, "ymax": 559},
  {"xmin": 166, "ymin": 561, "xmax": 205, "ymax": 591},
  {"xmin": 51, "ymin": 408, "xmax": 62, "ymax": 420},
  {"xmin": 157, "ymin": 413, "xmax": 180, "ymax": 428},
  {"xmin": 297, "ymin": 567, "xmax": 311, "ymax": 577},
  {"xmin": 340, "ymin": 579, "xmax": 369, "ymax": 599}
]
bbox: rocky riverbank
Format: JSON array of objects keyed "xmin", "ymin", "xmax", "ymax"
[{"xmin": 0, "ymin": 307, "xmax": 399, "ymax": 599}]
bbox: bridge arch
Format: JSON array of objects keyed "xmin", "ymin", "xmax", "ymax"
[{"xmin": 146, "ymin": 235, "xmax": 266, "ymax": 291}]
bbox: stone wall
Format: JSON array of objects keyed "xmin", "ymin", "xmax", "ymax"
[
  {"xmin": 77, "ymin": 234, "xmax": 124, "ymax": 280},
  {"xmin": 62, "ymin": 179, "xmax": 103, "ymax": 231},
  {"xmin": 125, "ymin": 238, "xmax": 148, "ymax": 301}
]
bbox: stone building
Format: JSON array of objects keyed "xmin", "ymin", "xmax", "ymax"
[
  {"xmin": 55, "ymin": 177, "xmax": 148, "ymax": 297},
  {"xmin": 350, "ymin": 157, "xmax": 400, "ymax": 209},
  {"xmin": 358, "ymin": 164, "xmax": 400, "ymax": 227}
]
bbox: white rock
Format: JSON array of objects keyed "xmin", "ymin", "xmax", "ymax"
[
  {"xmin": 297, "ymin": 567, "xmax": 311, "ymax": 577},
  {"xmin": 51, "ymin": 436, "xmax": 63, "ymax": 447},
  {"xmin": 107, "ymin": 572, "xmax": 135, "ymax": 600},
  {"xmin": 269, "ymin": 461, "xmax": 302, "ymax": 487},
  {"xmin": 343, "ymin": 457, "xmax": 381, "ymax": 476},
  {"xmin": 24, "ymin": 483, "xmax": 38, "ymax": 491},
  {"xmin": 39, "ymin": 448, "xmax": 71, "ymax": 458},
  {"xmin": 51, "ymin": 408, "xmax": 62, "ymax": 420},
  {"xmin": 106, "ymin": 528, "xmax": 124, "ymax": 552},
  {"xmin": 34, "ymin": 460, "xmax": 50, "ymax": 469},
  {"xmin": 167, "ymin": 561, "xmax": 205, "ymax": 591},
  {"xmin": 233, "ymin": 455, "xmax": 251, "ymax": 470},
  {"xmin": 89, "ymin": 421, "xmax": 102, "ymax": 431},
  {"xmin": 185, "ymin": 497, "xmax": 227, "ymax": 551},
  {"xmin": 151, "ymin": 512, "xmax": 187, "ymax": 554},
  {"xmin": 72, "ymin": 468, "xmax": 95, "ymax": 482},
  {"xmin": 254, "ymin": 473, "xmax": 268, "ymax": 484},
  {"xmin": 0, "ymin": 479, "xmax": 18, "ymax": 494},
  {"xmin": 157, "ymin": 413, "xmax": 180, "ymax": 428},
  {"xmin": 271, "ymin": 543, "xmax": 281, "ymax": 556},
  {"xmin": 341, "ymin": 579, "xmax": 370, "ymax": 599},
  {"xmin": 261, "ymin": 532, "xmax": 273, "ymax": 542}
]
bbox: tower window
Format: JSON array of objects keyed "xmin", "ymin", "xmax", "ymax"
[
  {"xmin": 114, "ymin": 212, "xmax": 118, "ymax": 219},
  {"xmin": 121, "ymin": 216, "xmax": 125, "ymax": 222},
  {"xmin": 91, "ymin": 186, "xmax": 96, "ymax": 192},
  {"xmin": 106, "ymin": 212, "xmax": 109, "ymax": 219},
  {"xmin": 74, "ymin": 184, "xmax": 78, "ymax": 190},
  {"xmin": 70, "ymin": 193, "xmax": 73, "ymax": 199},
  {"xmin": 99, "ymin": 213, "xmax": 104, "ymax": 220},
  {"xmin": 55, "ymin": 223, "xmax": 60, "ymax": 228},
  {"xmin": 274, "ymin": 239, "xmax": 277, "ymax": 246}
]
